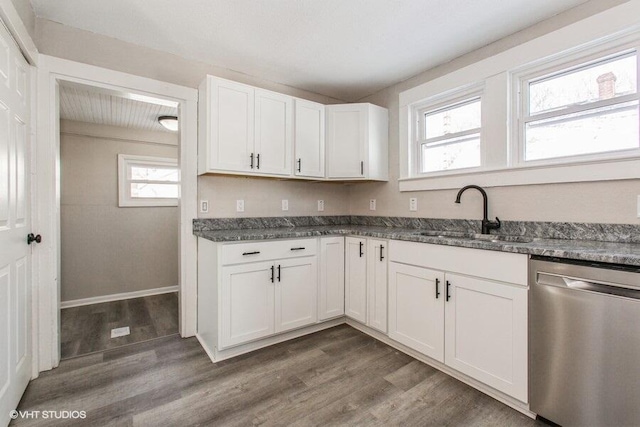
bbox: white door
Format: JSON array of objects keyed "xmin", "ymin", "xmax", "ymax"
[
  {"xmin": 275, "ymin": 256, "xmax": 317, "ymax": 333},
  {"xmin": 220, "ymin": 261, "xmax": 275, "ymax": 348},
  {"xmin": 388, "ymin": 262, "xmax": 444, "ymax": 362},
  {"xmin": 444, "ymin": 273, "xmax": 528, "ymax": 402},
  {"xmin": 254, "ymin": 89, "xmax": 292, "ymax": 176},
  {"xmin": 318, "ymin": 236, "xmax": 344, "ymax": 320},
  {"xmin": 344, "ymin": 237, "xmax": 367, "ymax": 323},
  {"xmin": 367, "ymin": 239, "xmax": 387, "ymax": 333},
  {"xmin": 0, "ymin": 22, "xmax": 32, "ymax": 426},
  {"xmin": 326, "ymin": 104, "xmax": 367, "ymax": 178},
  {"xmin": 294, "ymin": 99, "xmax": 324, "ymax": 178},
  {"xmin": 210, "ymin": 77, "xmax": 254, "ymax": 172}
]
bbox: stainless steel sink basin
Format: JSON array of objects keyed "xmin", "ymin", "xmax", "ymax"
[
  {"xmin": 415, "ymin": 230, "xmax": 474, "ymax": 238},
  {"xmin": 414, "ymin": 230, "xmax": 533, "ymax": 243}
]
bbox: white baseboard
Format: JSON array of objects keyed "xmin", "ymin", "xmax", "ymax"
[{"xmin": 60, "ymin": 285, "xmax": 179, "ymax": 309}]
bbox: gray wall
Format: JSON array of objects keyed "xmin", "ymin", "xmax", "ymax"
[
  {"xmin": 60, "ymin": 120, "xmax": 179, "ymax": 302},
  {"xmin": 35, "ymin": 1, "xmax": 638, "ymax": 224}
]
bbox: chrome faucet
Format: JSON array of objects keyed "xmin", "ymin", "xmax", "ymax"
[{"xmin": 455, "ymin": 185, "xmax": 501, "ymax": 235}]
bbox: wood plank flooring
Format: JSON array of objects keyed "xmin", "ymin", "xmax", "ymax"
[
  {"xmin": 60, "ymin": 292, "xmax": 179, "ymax": 359},
  {"xmin": 14, "ymin": 325, "xmax": 542, "ymax": 426}
]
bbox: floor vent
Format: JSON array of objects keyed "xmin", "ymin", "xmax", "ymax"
[{"xmin": 111, "ymin": 326, "xmax": 131, "ymax": 338}]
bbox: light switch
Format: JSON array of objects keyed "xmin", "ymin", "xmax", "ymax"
[
  {"xmin": 409, "ymin": 197, "xmax": 418, "ymax": 212},
  {"xmin": 282, "ymin": 199, "xmax": 289, "ymax": 211},
  {"xmin": 236, "ymin": 200, "xmax": 245, "ymax": 212}
]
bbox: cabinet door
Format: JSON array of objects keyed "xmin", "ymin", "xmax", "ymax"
[
  {"xmin": 345, "ymin": 237, "xmax": 367, "ymax": 323},
  {"xmin": 294, "ymin": 99, "xmax": 325, "ymax": 178},
  {"xmin": 318, "ymin": 237, "xmax": 344, "ymax": 320},
  {"xmin": 326, "ymin": 104, "xmax": 367, "ymax": 178},
  {"xmin": 220, "ymin": 261, "xmax": 275, "ymax": 348},
  {"xmin": 210, "ymin": 78, "xmax": 254, "ymax": 172},
  {"xmin": 254, "ymin": 89, "xmax": 293, "ymax": 176},
  {"xmin": 367, "ymin": 239, "xmax": 388, "ymax": 333},
  {"xmin": 388, "ymin": 262, "xmax": 445, "ymax": 362},
  {"xmin": 444, "ymin": 273, "xmax": 528, "ymax": 402},
  {"xmin": 275, "ymin": 256, "xmax": 318, "ymax": 333}
]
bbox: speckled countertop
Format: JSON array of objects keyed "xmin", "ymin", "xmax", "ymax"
[{"xmin": 194, "ymin": 224, "xmax": 640, "ymax": 267}]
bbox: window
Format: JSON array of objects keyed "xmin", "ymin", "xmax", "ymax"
[
  {"xmin": 118, "ymin": 154, "xmax": 180, "ymax": 207},
  {"xmin": 416, "ymin": 94, "xmax": 482, "ymax": 173},
  {"xmin": 520, "ymin": 51, "xmax": 639, "ymax": 163}
]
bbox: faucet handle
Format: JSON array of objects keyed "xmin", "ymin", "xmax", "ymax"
[{"xmin": 493, "ymin": 217, "xmax": 501, "ymax": 229}]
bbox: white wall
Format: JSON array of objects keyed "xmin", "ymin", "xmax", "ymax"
[{"xmin": 60, "ymin": 120, "xmax": 179, "ymax": 302}]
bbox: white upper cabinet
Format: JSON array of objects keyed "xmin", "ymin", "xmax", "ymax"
[
  {"xmin": 326, "ymin": 103, "xmax": 388, "ymax": 181},
  {"xmin": 294, "ymin": 99, "xmax": 325, "ymax": 178},
  {"xmin": 199, "ymin": 77, "xmax": 254, "ymax": 173},
  {"xmin": 198, "ymin": 76, "xmax": 292, "ymax": 176},
  {"xmin": 255, "ymin": 89, "xmax": 293, "ymax": 176}
]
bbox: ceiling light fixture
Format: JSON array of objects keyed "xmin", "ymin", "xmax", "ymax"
[{"xmin": 158, "ymin": 115, "xmax": 179, "ymax": 132}]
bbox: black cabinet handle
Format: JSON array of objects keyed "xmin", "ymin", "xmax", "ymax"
[
  {"xmin": 446, "ymin": 280, "xmax": 451, "ymax": 302},
  {"xmin": 242, "ymin": 251, "xmax": 260, "ymax": 256},
  {"xmin": 380, "ymin": 245, "xmax": 384, "ymax": 261},
  {"xmin": 290, "ymin": 247, "xmax": 305, "ymax": 251},
  {"xmin": 256, "ymin": 153, "xmax": 260, "ymax": 169},
  {"xmin": 277, "ymin": 265, "xmax": 281, "ymax": 282},
  {"xmin": 435, "ymin": 278, "xmax": 440, "ymax": 299},
  {"xmin": 27, "ymin": 233, "xmax": 42, "ymax": 245},
  {"xmin": 360, "ymin": 161, "xmax": 364, "ymax": 175},
  {"xmin": 250, "ymin": 153, "xmax": 254, "ymax": 169},
  {"xmin": 270, "ymin": 265, "xmax": 274, "ymax": 283},
  {"xmin": 297, "ymin": 158, "xmax": 301, "ymax": 172},
  {"xmin": 359, "ymin": 241, "xmax": 364, "ymax": 257}
]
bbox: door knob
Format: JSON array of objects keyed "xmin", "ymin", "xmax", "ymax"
[{"xmin": 27, "ymin": 233, "xmax": 42, "ymax": 245}]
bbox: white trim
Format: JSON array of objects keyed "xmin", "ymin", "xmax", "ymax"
[
  {"xmin": 0, "ymin": 0, "xmax": 38, "ymax": 65},
  {"xmin": 34, "ymin": 54, "xmax": 198, "ymax": 373},
  {"xmin": 117, "ymin": 154, "xmax": 180, "ymax": 207},
  {"xmin": 345, "ymin": 319, "xmax": 535, "ymax": 419},
  {"xmin": 60, "ymin": 286, "xmax": 179, "ymax": 309}
]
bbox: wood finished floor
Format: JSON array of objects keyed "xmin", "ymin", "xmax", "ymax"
[
  {"xmin": 60, "ymin": 292, "xmax": 179, "ymax": 359},
  {"xmin": 14, "ymin": 325, "xmax": 541, "ymax": 427}
]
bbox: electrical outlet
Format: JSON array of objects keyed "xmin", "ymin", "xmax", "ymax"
[
  {"xmin": 200, "ymin": 200, "xmax": 209, "ymax": 213},
  {"xmin": 236, "ymin": 199, "xmax": 245, "ymax": 213},
  {"xmin": 282, "ymin": 199, "xmax": 289, "ymax": 211},
  {"xmin": 369, "ymin": 199, "xmax": 376, "ymax": 211},
  {"xmin": 317, "ymin": 200, "xmax": 325, "ymax": 212},
  {"xmin": 409, "ymin": 197, "xmax": 418, "ymax": 212}
]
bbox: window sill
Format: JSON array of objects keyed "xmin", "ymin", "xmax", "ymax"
[{"xmin": 399, "ymin": 157, "xmax": 640, "ymax": 191}]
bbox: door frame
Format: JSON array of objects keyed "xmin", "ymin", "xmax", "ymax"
[{"xmin": 34, "ymin": 55, "xmax": 198, "ymax": 373}]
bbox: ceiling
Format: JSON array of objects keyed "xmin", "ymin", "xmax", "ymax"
[
  {"xmin": 59, "ymin": 83, "xmax": 178, "ymax": 133},
  {"xmin": 33, "ymin": 0, "xmax": 590, "ymax": 101}
]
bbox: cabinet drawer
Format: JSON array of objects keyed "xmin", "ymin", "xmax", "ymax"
[{"xmin": 221, "ymin": 238, "xmax": 317, "ymax": 265}]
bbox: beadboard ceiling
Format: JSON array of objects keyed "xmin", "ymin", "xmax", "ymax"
[
  {"xmin": 31, "ymin": 0, "xmax": 590, "ymax": 101},
  {"xmin": 59, "ymin": 83, "xmax": 178, "ymax": 133}
]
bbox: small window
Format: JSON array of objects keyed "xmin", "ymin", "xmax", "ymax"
[
  {"xmin": 118, "ymin": 154, "xmax": 180, "ymax": 207},
  {"xmin": 521, "ymin": 51, "xmax": 640, "ymax": 162},
  {"xmin": 417, "ymin": 96, "xmax": 482, "ymax": 173}
]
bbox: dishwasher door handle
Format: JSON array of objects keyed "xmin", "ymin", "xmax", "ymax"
[{"xmin": 537, "ymin": 272, "xmax": 640, "ymax": 300}]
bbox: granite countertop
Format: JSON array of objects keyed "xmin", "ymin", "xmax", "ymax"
[{"xmin": 194, "ymin": 224, "xmax": 640, "ymax": 267}]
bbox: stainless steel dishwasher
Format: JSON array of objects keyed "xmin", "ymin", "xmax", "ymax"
[{"xmin": 530, "ymin": 256, "xmax": 640, "ymax": 426}]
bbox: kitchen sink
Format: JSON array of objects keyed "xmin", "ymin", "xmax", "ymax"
[
  {"xmin": 415, "ymin": 230, "xmax": 474, "ymax": 238},
  {"xmin": 414, "ymin": 230, "xmax": 533, "ymax": 243}
]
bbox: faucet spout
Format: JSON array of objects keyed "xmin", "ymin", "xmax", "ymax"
[{"xmin": 455, "ymin": 185, "xmax": 501, "ymax": 235}]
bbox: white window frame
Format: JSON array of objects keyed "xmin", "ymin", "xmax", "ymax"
[
  {"xmin": 413, "ymin": 86, "xmax": 484, "ymax": 176},
  {"xmin": 513, "ymin": 41, "xmax": 640, "ymax": 168},
  {"xmin": 118, "ymin": 154, "xmax": 180, "ymax": 207}
]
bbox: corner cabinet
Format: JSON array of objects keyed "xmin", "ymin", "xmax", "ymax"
[
  {"xmin": 318, "ymin": 237, "xmax": 345, "ymax": 320},
  {"xmin": 198, "ymin": 76, "xmax": 292, "ymax": 176},
  {"xmin": 294, "ymin": 99, "xmax": 325, "ymax": 178},
  {"xmin": 326, "ymin": 103, "xmax": 388, "ymax": 181}
]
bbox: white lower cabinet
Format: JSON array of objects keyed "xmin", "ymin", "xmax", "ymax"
[
  {"xmin": 367, "ymin": 239, "xmax": 388, "ymax": 333},
  {"xmin": 345, "ymin": 237, "xmax": 367, "ymax": 323},
  {"xmin": 388, "ymin": 262, "xmax": 444, "ymax": 361},
  {"xmin": 387, "ymin": 240, "xmax": 528, "ymax": 402},
  {"xmin": 276, "ymin": 256, "xmax": 318, "ymax": 333},
  {"xmin": 318, "ymin": 237, "xmax": 345, "ymax": 320},
  {"xmin": 220, "ymin": 261, "xmax": 276, "ymax": 348},
  {"xmin": 444, "ymin": 273, "xmax": 528, "ymax": 402}
]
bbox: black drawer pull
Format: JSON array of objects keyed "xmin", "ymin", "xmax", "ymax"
[
  {"xmin": 380, "ymin": 245, "xmax": 384, "ymax": 261},
  {"xmin": 277, "ymin": 265, "xmax": 281, "ymax": 282},
  {"xmin": 435, "ymin": 278, "xmax": 440, "ymax": 299},
  {"xmin": 256, "ymin": 153, "xmax": 260, "ymax": 169},
  {"xmin": 270, "ymin": 265, "xmax": 274, "ymax": 283},
  {"xmin": 290, "ymin": 247, "xmax": 306, "ymax": 251},
  {"xmin": 446, "ymin": 280, "xmax": 451, "ymax": 302},
  {"xmin": 250, "ymin": 153, "xmax": 254, "ymax": 169},
  {"xmin": 359, "ymin": 241, "xmax": 364, "ymax": 257},
  {"xmin": 297, "ymin": 158, "xmax": 301, "ymax": 172},
  {"xmin": 242, "ymin": 251, "xmax": 260, "ymax": 256}
]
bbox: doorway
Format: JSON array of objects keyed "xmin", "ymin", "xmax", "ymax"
[{"xmin": 58, "ymin": 82, "xmax": 181, "ymax": 358}]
